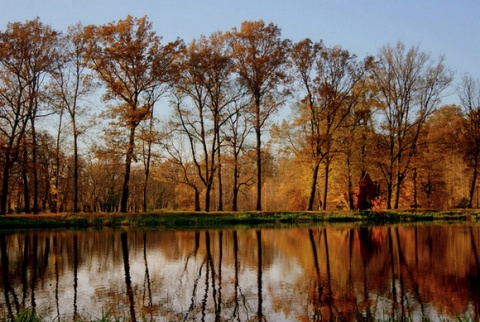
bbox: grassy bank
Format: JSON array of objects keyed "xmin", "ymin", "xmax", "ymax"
[{"xmin": 0, "ymin": 209, "xmax": 477, "ymax": 230}]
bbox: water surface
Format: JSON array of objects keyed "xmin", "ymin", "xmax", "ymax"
[{"xmin": 0, "ymin": 223, "xmax": 479, "ymax": 321}]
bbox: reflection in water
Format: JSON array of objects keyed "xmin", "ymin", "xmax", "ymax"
[
  {"xmin": 121, "ymin": 232, "xmax": 136, "ymax": 322},
  {"xmin": 0, "ymin": 224, "xmax": 479, "ymax": 320}
]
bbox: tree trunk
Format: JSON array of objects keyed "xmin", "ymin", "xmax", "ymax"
[
  {"xmin": 386, "ymin": 182, "xmax": 393, "ymax": 210},
  {"xmin": 73, "ymin": 131, "xmax": 79, "ymax": 213},
  {"xmin": 322, "ymin": 160, "xmax": 330, "ymax": 210},
  {"xmin": 143, "ymin": 115, "xmax": 154, "ymax": 212},
  {"xmin": 121, "ymin": 126, "xmax": 136, "ymax": 213},
  {"xmin": 194, "ymin": 187, "xmax": 201, "ymax": 212},
  {"xmin": 217, "ymin": 135, "xmax": 223, "ymax": 211},
  {"xmin": 205, "ymin": 183, "xmax": 212, "ymax": 212},
  {"xmin": 307, "ymin": 163, "xmax": 320, "ymax": 210},
  {"xmin": 412, "ymin": 168, "xmax": 418, "ymax": 208},
  {"xmin": 394, "ymin": 171, "xmax": 404, "ymax": 209},
  {"xmin": 1, "ymin": 159, "xmax": 12, "ymax": 215},
  {"xmin": 31, "ymin": 119, "xmax": 39, "ymax": 214},
  {"xmin": 232, "ymin": 148, "xmax": 239, "ymax": 212},
  {"xmin": 346, "ymin": 152, "xmax": 355, "ymax": 210},
  {"xmin": 21, "ymin": 142, "xmax": 31, "ymax": 213},
  {"xmin": 255, "ymin": 126, "xmax": 262, "ymax": 211},
  {"xmin": 469, "ymin": 151, "xmax": 479, "ymax": 208},
  {"xmin": 255, "ymin": 97, "xmax": 262, "ymax": 211}
]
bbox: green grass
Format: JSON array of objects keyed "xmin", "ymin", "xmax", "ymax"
[{"xmin": 0, "ymin": 210, "xmax": 477, "ymax": 231}]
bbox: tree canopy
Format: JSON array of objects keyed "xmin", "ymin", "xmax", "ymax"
[{"xmin": 0, "ymin": 16, "xmax": 473, "ymax": 214}]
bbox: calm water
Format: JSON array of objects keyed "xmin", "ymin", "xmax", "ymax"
[{"xmin": 0, "ymin": 223, "xmax": 479, "ymax": 321}]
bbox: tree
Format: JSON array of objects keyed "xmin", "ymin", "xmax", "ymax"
[
  {"xmin": 85, "ymin": 15, "xmax": 180, "ymax": 212},
  {"xmin": 223, "ymin": 95, "xmax": 253, "ymax": 211},
  {"xmin": 459, "ymin": 75, "xmax": 480, "ymax": 208},
  {"xmin": 288, "ymin": 39, "xmax": 371, "ymax": 210},
  {"xmin": 50, "ymin": 23, "xmax": 95, "ymax": 212},
  {"xmin": 0, "ymin": 18, "xmax": 59, "ymax": 214},
  {"xmin": 371, "ymin": 42, "xmax": 452, "ymax": 209},
  {"xmin": 227, "ymin": 20, "xmax": 291, "ymax": 211},
  {"xmin": 171, "ymin": 33, "xmax": 237, "ymax": 211}
]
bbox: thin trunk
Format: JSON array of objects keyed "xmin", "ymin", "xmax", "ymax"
[
  {"xmin": 232, "ymin": 135, "xmax": 239, "ymax": 211},
  {"xmin": 347, "ymin": 151, "xmax": 355, "ymax": 210},
  {"xmin": 322, "ymin": 160, "xmax": 330, "ymax": 210},
  {"xmin": 232, "ymin": 157, "xmax": 238, "ymax": 211},
  {"xmin": 394, "ymin": 170, "xmax": 402, "ymax": 209},
  {"xmin": 22, "ymin": 144, "xmax": 30, "ymax": 214},
  {"xmin": 217, "ymin": 136, "xmax": 223, "ymax": 211},
  {"xmin": 31, "ymin": 119, "xmax": 39, "ymax": 214},
  {"xmin": 55, "ymin": 108, "xmax": 64, "ymax": 213},
  {"xmin": 143, "ymin": 115, "xmax": 154, "ymax": 212},
  {"xmin": 256, "ymin": 125, "xmax": 262, "ymax": 211},
  {"xmin": 121, "ymin": 126, "xmax": 136, "ymax": 213},
  {"xmin": 308, "ymin": 163, "xmax": 320, "ymax": 210},
  {"xmin": 469, "ymin": 151, "xmax": 479, "ymax": 208},
  {"xmin": 412, "ymin": 168, "xmax": 418, "ymax": 208},
  {"xmin": 255, "ymin": 98, "xmax": 262, "ymax": 211},
  {"xmin": 73, "ymin": 131, "xmax": 79, "ymax": 213}
]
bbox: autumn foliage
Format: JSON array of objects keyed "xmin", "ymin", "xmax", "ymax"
[{"xmin": 0, "ymin": 16, "xmax": 477, "ymax": 213}]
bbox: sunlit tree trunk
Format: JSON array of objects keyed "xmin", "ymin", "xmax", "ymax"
[{"xmin": 121, "ymin": 127, "xmax": 135, "ymax": 212}]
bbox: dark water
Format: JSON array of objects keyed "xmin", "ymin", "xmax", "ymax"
[{"xmin": 0, "ymin": 223, "xmax": 479, "ymax": 321}]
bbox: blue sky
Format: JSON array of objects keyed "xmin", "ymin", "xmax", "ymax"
[{"xmin": 2, "ymin": 1, "xmax": 479, "ymax": 104}]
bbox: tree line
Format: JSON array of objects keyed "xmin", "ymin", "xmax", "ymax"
[{"xmin": 0, "ymin": 15, "xmax": 477, "ymax": 214}]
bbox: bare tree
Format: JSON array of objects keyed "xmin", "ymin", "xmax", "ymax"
[{"xmin": 372, "ymin": 42, "xmax": 452, "ymax": 209}]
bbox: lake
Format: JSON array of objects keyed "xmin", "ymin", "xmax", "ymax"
[{"xmin": 0, "ymin": 223, "xmax": 479, "ymax": 321}]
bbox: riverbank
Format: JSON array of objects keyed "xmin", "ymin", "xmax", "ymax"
[{"xmin": 0, "ymin": 209, "xmax": 478, "ymax": 230}]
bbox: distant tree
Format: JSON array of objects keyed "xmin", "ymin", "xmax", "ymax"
[
  {"xmin": 371, "ymin": 42, "xmax": 452, "ymax": 209},
  {"xmin": 85, "ymin": 15, "xmax": 180, "ymax": 212},
  {"xmin": 227, "ymin": 20, "xmax": 291, "ymax": 211}
]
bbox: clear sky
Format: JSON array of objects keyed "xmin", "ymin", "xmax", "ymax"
[{"xmin": 2, "ymin": 0, "xmax": 479, "ymax": 104}]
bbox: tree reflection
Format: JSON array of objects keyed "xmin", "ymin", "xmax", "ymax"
[
  {"xmin": 470, "ymin": 226, "xmax": 480, "ymax": 320},
  {"xmin": 1, "ymin": 234, "xmax": 16, "ymax": 320},
  {"xmin": 72, "ymin": 234, "xmax": 79, "ymax": 320},
  {"xmin": 53, "ymin": 236, "xmax": 60, "ymax": 320},
  {"xmin": 232, "ymin": 230, "xmax": 240, "ymax": 321},
  {"xmin": 142, "ymin": 232, "xmax": 153, "ymax": 321},
  {"xmin": 217, "ymin": 231, "xmax": 223, "ymax": 319},
  {"xmin": 21, "ymin": 234, "xmax": 29, "ymax": 308},
  {"xmin": 256, "ymin": 229, "xmax": 264, "ymax": 321},
  {"xmin": 31, "ymin": 235, "xmax": 38, "ymax": 312},
  {"xmin": 0, "ymin": 225, "xmax": 479, "ymax": 320},
  {"xmin": 308, "ymin": 228, "xmax": 323, "ymax": 320},
  {"xmin": 121, "ymin": 232, "xmax": 136, "ymax": 322}
]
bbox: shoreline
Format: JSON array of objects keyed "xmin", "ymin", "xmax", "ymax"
[{"xmin": 0, "ymin": 209, "xmax": 478, "ymax": 230}]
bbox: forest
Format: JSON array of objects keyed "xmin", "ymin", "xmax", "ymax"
[{"xmin": 0, "ymin": 15, "xmax": 478, "ymax": 214}]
